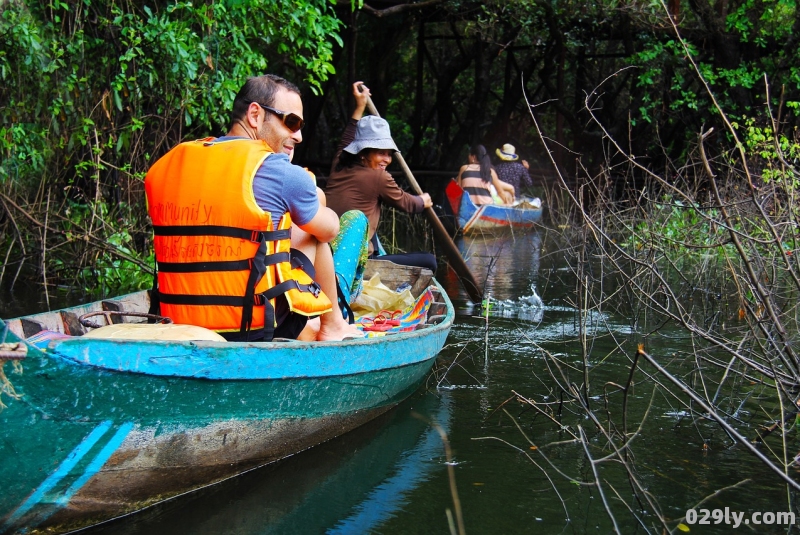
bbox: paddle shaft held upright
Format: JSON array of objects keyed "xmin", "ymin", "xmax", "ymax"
[{"xmin": 360, "ymin": 92, "xmax": 483, "ymax": 302}]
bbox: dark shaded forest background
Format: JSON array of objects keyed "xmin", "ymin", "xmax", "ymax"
[{"xmin": 1, "ymin": 0, "xmax": 799, "ymax": 297}]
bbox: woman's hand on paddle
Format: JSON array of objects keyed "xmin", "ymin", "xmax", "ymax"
[
  {"xmin": 352, "ymin": 82, "xmax": 370, "ymax": 120},
  {"xmin": 420, "ymin": 193, "xmax": 433, "ymax": 209}
]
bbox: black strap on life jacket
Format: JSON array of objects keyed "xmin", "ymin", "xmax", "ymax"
[
  {"xmin": 254, "ymin": 278, "xmax": 323, "ymax": 341},
  {"xmin": 152, "ymin": 225, "xmax": 296, "ymax": 341},
  {"xmin": 147, "ymin": 268, "xmax": 161, "ymax": 319},
  {"xmin": 153, "ymin": 225, "xmax": 290, "ymax": 242},
  {"xmin": 261, "ymin": 279, "xmax": 322, "ymax": 301},
  {"xmin": 240, "ymin": 235, "xmax": 268, "ymax": 340}
]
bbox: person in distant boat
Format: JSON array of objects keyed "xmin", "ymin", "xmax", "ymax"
[
  {"xmin": 494, "ymin": 143, "xmax": 533, "ymax": 194},
  {"xmin": 325, "ymin": 82, "xmax": 438, "ymax": 273},
  {"xmin": 456, "ymin": 144, "xmax": 515, "ymax": 206},
  {"xmin": 145, "ymin": 74, "xmax": 363, "ymax": 342}
]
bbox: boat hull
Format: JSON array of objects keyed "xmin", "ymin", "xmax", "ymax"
[
  {"xmin": 0, "ymin": 270, "xmax": 452, "ymax": 534},
  {"xmin": 2, "ymin": 362, "xmax": 430, "ymax": 533}
]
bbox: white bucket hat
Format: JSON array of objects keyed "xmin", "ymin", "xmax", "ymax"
[
  {"xmin": 343, "ymin": 116, "xmax": 400, "ymax": 154},
  {"xmin": 496, "ymin": 143, "xmax": 518, "ymax": 161}
]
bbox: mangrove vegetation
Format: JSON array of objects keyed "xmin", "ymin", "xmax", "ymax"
[{"xmin": 2, "ymin": 0, "xmax": 800, "ymax": 531}]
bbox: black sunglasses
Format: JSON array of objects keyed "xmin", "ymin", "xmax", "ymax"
[{"xmin": 251, "ymin": 102, "xmax": 304, "ymax": 132}]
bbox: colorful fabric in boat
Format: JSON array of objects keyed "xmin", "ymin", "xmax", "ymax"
[
  {"xmin": 25, "ymin": 330, "xmax": 72, "ymax": 350},
  {"xmin": 356, "ymin": 287, "xmax": 435, "ymax": 334},
  {"xmin": 331, "ymin": 210, "xmax": 370, "ymax": 302}
]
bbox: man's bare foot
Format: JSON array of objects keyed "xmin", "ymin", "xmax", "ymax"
[
  {"xmin": 296, "ymin": 317, "xmax": 320, "ymax": 341},
  {"xmin": 316, "ymin": 313, "xmax": 364, "ymax": 341}
]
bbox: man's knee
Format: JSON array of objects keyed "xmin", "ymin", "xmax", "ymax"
[{"xmin": 290, "ymin": 223, "xmax": 318, "ymax": 262}]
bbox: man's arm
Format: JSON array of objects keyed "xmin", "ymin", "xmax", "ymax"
[
  {"xmin": 264, "ymin": 156, "xmax": 339, "ymax": 243},
  {"xmin": 297, "ymin": 204, "xmax": 339, "ymax": 243}
]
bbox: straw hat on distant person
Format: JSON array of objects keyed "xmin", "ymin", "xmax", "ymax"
[
  {"xmin": 343, "ymin": 116, "xmax": 400, "ymax": 154},
  {"xmin": 496, "ymin": 143, "xmax": 519, "ymax": 161}
]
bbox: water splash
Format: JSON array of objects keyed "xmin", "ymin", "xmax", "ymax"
[{"xmin": 475, "ymin": 284, "xmax": 545, "ymax": 322}]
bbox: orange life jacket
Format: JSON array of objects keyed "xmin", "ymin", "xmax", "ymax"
[{"xmin": 144, "ymin": 137, "xmax": 332, "ymax": 340}]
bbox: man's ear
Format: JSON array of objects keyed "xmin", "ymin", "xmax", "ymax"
[{"xmin": 245, "ymin": 102, "xmax": 262, "ymax": 129}]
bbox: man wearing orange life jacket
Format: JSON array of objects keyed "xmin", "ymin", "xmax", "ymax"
[{"xmin": 145, "ymin": 74, "xmax": 363, "ymax": 342}]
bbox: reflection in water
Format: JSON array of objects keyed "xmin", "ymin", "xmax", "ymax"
[
  {"xmin": 13, "ymin": 228, "xmax": 789, "ymax": 534},
  {"xmin": 434, "ymin": 229, "xmax": 787, "ymax": 534},
  {"xmin": 85, "ymin": 392, "xmax": 451, "ymax": 535},
  {"xmin": 456, "ymin": 232, "xmax": 545, "ymax": 323},
  {"xmin": 328, "ymin": 396, "xmax": 450, "ymax": 534},
  {"xmin": 462, "ymin": 231, "xmax": 542, "ymax": 301}
]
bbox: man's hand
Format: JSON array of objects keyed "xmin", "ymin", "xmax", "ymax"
[{"xmin": 521, "ymin": 159, "xmax": 530, "ymax": 170}]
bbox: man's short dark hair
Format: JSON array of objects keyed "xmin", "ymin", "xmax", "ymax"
[{"xmin": 229, "ymin": 74, "xmax": 301, "ymax": 129}]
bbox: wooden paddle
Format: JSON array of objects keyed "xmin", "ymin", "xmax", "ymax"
[{"xmin": 359, "ymin": 90, "xmax": 483, "ymax": 302}]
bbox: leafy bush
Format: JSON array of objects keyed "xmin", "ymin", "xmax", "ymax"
[{"xmin": 0, "ymin": 0, "xmax": 343, "ymax": 296}]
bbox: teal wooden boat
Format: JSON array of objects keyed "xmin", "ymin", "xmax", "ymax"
[{"xmin": 0, "ymin": 260, "xmax": 453, "ymax": 534}]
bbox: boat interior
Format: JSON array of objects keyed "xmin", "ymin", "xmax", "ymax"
[{"xmin": 2, "ymin": 260, "xmax": 450, "ymax": 345}]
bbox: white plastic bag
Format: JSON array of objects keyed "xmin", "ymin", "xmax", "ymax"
[{"xmin": 351, "ymin": 274, "xmax": 415, "ymax": 317}]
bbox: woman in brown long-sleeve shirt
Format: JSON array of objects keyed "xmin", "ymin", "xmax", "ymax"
[{"xmin": 325, "ymin": 82, "xmax": 437, "ymax": 272}]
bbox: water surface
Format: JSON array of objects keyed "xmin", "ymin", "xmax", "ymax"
[{"xmin": 6, "ymin": 229, "xmax": 793, "ymax": 534}]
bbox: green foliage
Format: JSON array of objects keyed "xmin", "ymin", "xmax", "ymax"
[
  {"xmin": 78, "ymin": 231, "xmax": 155, "ymax": 297},
  {"xmin": 627, "ymin": 0, "xmax": 799, "ymax": 141},
  {"xmin": 731, "ymin": 116, "xmax": 800, "ymax": 189},
  {"xmin": 0, "ymin": 0, "xmax": 343, "ymax": 294},
  {"xmin": 630, "ymin": 39, "xmax": 705, "ymax": 125},
  {"xmin": 622, "ymin": 196, "xmax": 735, "ymax": 260},
  {"xmin": 726, "ymin": 0, "xmax": 796, "ymax": 46},
  {"xmin": 1, "ymin": 0, "xmax": 342, "ymax": 180},
  {"xmin": 622, "ymin": 189, "xmax": 797, "ymax": 270},
  {"xmin": 52, "ymin": 199, "xmax": 156, "ymax": 296}
]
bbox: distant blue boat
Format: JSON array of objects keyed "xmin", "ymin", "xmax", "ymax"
[
  {"xmin": 445, "ymin": 179, "xmax": 543, "ymax": 234},
  {"xmin": 0, "ymin": 260, "xmax": 452, "ymax": 535}
]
